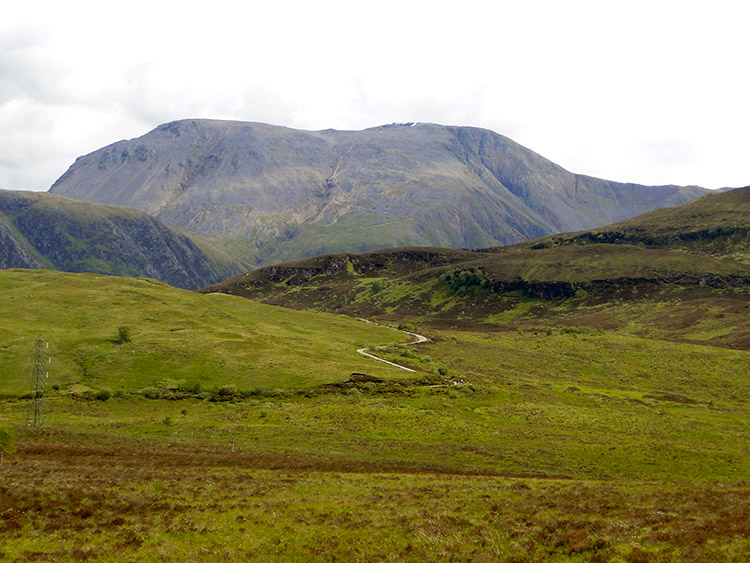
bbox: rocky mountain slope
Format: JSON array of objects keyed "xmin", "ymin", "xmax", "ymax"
[
  {"xmin": 0, "ymin": 189, "xmax": 246, "ymax": 289},
  {"xmin": 49, "ymin": 119, "xmax": 708, "ymax": 266},
  {"xmin": 203, "ymin": 187, "xmax": 750, "ymax": 349}
]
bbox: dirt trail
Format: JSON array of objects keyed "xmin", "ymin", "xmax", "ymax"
[{"xmin": 356, "ymin": 320, "xmax": 429, "ymax": 372}]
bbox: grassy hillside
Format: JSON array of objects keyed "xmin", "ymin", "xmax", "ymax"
[
  {"xmin": 535, "ymin": 185, "xmax": 750, "ymax": 263},
  {"xmin": 3, "ymin": 183, "xmax": 750, "ymax": 559},
  {"xmin": 203, "ymin": 245, "xmax": 750, "ymax": 349},
  {"xmin": 0, "ymin": 269, "xmax": 411, "ymax": 396}
]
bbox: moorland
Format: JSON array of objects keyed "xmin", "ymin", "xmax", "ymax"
[{"xmin": 1, "ymin": 187, "xmax": 749, "ymax": 561}]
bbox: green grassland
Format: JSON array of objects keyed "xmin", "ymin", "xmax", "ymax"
[
  {"xmin": 1, "ymin": 269, "xmax": 749, "ymax": 560},
  {"xmin": 0, "ymin": 269, "xmax": 412, "ymax": 396},
  {"xmin": 1, "ymin": 443, "xmax": 747, "ymax": 562}
]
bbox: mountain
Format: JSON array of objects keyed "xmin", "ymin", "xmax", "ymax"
[
  {"xmin": 0, "ymin": 189, "xmax": 247, "ymax": 289},
  {"xmin": 49, "ymin": 119, "xmax": 708, "ymax": 266},
  {"xmin": 202, "ymin": 187, "xmax": 750, "ymax": 349}
]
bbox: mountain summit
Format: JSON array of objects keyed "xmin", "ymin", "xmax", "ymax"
[{"xmin": 50, "ymin": 119, "xmax": 707, "ymax": 266}]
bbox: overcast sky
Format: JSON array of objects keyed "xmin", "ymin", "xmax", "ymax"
[{"xmin": 2, "ymin": 0, "xmax": 747, "ymax": 192}]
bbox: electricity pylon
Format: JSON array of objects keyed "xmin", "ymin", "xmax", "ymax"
[{"xmin": 26, "ymin": 334, "xmax": 49, "ymax": 427}]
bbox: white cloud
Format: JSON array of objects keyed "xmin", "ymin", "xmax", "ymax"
[{"xmin": 1, "ymin": 0, "xmax": 748, "ymax": 191}]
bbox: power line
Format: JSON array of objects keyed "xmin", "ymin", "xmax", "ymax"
[{"xmin": 26, "ymin": 334, "xmax": 49, "ymax": 427}]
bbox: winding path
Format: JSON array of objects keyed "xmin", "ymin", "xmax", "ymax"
[{"xmin": 356, "ymin": 320, "xmax": 429, "ymax": 373}]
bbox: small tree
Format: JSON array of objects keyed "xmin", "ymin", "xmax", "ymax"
[
  {"xmin": 115, "ymin": 326, "xmax": 132, "ymax": 344},
  {"xmin": 95, "ymin": 389, "xmax": 112, "ymax": 401},
  {"xmin": 0, "ymin": 427, "xmax": 15, "ymax": 463}
]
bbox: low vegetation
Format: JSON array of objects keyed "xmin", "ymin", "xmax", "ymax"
[
  {"xmin": 1, "ymin": 268, "xmax": 748, "ymax": 559},
  {"xmin": 205, "ymin": 188, "xmax": 750, "ymax": 354},
  {"xmin": 1, "ymin": 441, "xmax": 747, "ymax": 561},
  {"xmin": 0, "ymin": 426, "xmax": 13, "ymax": 463}
]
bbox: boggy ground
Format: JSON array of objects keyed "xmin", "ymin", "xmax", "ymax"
[{"xmin": 1, "ymin": 438, "xmax": 748, "ymax": 562}]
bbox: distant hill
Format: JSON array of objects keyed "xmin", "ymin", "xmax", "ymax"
[
  {"xmin": 0, "ymin": 190, "xmax": 247, "ymax": 289},
  {"xmin": 535, "ymin": 185, "xmax": 750, "ymax": 263},
  {"xmin": 203, "ymin": 187, "xmax": 750, "ymax": 349},
  {"xmin": 49, "ymin": 119, "xmax": 708, "ymax": 266}
]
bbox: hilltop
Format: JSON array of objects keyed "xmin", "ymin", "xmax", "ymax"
[
  {"xmin": 49, "ymin": 119, "xmax": 707, "ymax": 265},
  {"xmin": 537, "ymin": 184, "xmax": 750, "ymax": 263}
]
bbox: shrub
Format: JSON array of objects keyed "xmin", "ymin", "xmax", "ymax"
[
  {"xmin": 141, "ymin": 387, "xmax": 161, "ymax": 399},
  {"xmin": 115, "ymin": 326, "xmax": 132, "ymax": 344},
  {"xmin": 438, "ymin": 268, "xmax": 491, "ymax": 294},
  {"xmin": 369, "ymin": 280, "xmax": 388, "ymax": 294},
  {"xmin": 95, "ymin": 389, "xmax": 111, "ymax": 401},
  {"xmin": 218, "ymin": 385, "xmax": 238, "ymax": 396},
  {"xmin": 437, "ymin": 367, "xmax": 449, "ymax": 376},
  {"xmin": 178, "ymin": 381, "xmax": 202, "ymax": 394}
]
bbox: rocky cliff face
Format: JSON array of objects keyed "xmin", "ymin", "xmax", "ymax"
[
  {"xmin": 0, "ymin": 190, "xmax": 245, "ymax": 289},
  {"xmin": 50, "ymin": 119, "xmax": 708, "ymax": 266},
  {"xmin": 0, "ymin": 212, "xmax": 47, "ymax": 269}
]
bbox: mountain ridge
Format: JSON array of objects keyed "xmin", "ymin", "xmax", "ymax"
[
  {"xmin": 49, "ymin": 119, "xmax": 708, "ymax": 266},
  {"xmin": 0, "ymin": 189, "xmax": 247, "ymax": 289}
]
